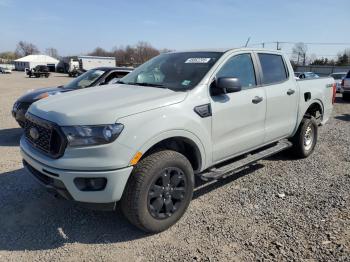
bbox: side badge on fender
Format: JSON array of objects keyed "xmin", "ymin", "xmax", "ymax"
[{"xmin": 194, "ymin": 104, "xmax": 212, "ymax": 118}]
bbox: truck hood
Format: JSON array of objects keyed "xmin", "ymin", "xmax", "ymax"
[
  {"xmin": 29, "ymin": 84, "xmax": 187, "ymax": 126},
  {"xmin": 18, "ymin": 86, "xmax": 73, "ymax": 103}
]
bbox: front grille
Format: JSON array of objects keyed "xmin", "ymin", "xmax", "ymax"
[{"xmin": 24, "ymin": 113, "xmax": 67, "ymax": 158}]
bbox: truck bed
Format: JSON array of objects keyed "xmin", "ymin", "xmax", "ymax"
[{"xmin": 296, "ymin": 77, "xmax": 334, "ymax": 125}]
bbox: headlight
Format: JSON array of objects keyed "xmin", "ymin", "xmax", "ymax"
[{"xmin": 61, "ymin": 124, "xmax": 124, "ymax": 147}]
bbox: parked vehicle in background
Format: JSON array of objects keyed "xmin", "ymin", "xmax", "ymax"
[
  {"xmin": 68, "ymin": 68, "xmax": 86, "ymax": 77},
  {"xmin": 20, "ymin": 48, "xmax": 335, "ymax": 233},
  {"xmin": 341, "ymin": 70, "xmax": 350, "ymax": 100},
  {"xmin": 294, "ymin": 72, "xmax": 302, "ymax": 78},
  {"xmin": 330, "ymin": 72, "xmax": 347, "ymax": 93},
  {"xmin": 67, "ymin": 56, "xmax": 116, "ymax": 77},
  {"xmin": 67, "ymin": 58, "xmax": 83, "ymax": 77},
  {"xmin": 0, "ymin": 67, "xmax": 12, "ymax": 74},
  {"xmin": 26, "ymin": 65, "xmax": 50, "ymax": 78},
  {"xmin": 13, "ymin": 67, "xmax": 133, "ymax": 127},
  {"xmin": 298, "ymin": 72, "xmax": 319, "ymax": 79}
]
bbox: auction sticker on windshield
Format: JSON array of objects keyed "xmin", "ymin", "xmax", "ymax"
[{"xmin": 185, "ymin": 58, "xmax": 211, "ymax": 63}]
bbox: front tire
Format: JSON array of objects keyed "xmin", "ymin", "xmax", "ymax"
[
  {"xmin": 121, "ymin": 150, "xmax": 194, "ymax": 233},
  {"xmin": 290, "ymin": 117, "xmax": 318, "ymax": 158}
]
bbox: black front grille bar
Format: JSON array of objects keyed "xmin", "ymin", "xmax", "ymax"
[{"xmin": 24, "ymin": 113, "xmax": 68, "ymax": 158}]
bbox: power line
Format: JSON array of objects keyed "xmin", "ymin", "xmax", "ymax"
[
  {"xmin": 280, "ymin": 42, "xmax": 350, "ymax": 46},
  {"xmin": 249, "ymin": 41, "xmax": 350, "ymax": 47},
  {"xmin": 285, "ymin": 52, "xmax": 339, "ymax": 57}
]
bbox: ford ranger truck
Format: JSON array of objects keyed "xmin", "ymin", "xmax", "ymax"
[{"xmin": 20, "ymin": 49, "xmax": 336, "ymax": 233}]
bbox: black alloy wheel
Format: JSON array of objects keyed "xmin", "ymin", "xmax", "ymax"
[{"xmin": 147, "ymin": 167, "xmax": 186, "ymax": 219}]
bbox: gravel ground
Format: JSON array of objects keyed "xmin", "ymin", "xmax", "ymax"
[{"xmin": 0, "ymin": 72, "xmax": 349, "ymax": 261}]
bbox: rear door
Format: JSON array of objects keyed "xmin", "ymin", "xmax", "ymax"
[
  {"xmin": 210, "ymin": 52, "xmax": 266, "ymax": 162},
  {"xmin": 255, "ymin": 52, "xmax": 298, "ymax": 142}
]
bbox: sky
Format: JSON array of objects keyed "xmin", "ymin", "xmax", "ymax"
[{"xmin": 0, "ymin": 0, "xmax": 349, "ymax": 58}]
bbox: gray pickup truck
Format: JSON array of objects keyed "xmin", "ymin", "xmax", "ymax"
[{"xmin": 20, "ymin": 48, "xmax": 335, "ymax": 232}]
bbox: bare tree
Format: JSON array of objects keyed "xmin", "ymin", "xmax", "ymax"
[
  {"xmin": 292, "ymin": 42, "xmax": 308, "ymax": 65},
  {"xmin": 88, "ymin": 47, "xmax": 112, "ymax": 57},
  {"xmin": 88, "ymin": 42, "xmax": 160, "ymax": 66},
  {"xmin": 133, "ymin": 41, "xmax": 159, "ymax": 63},
  {"xmin": 336, "ymin": 48, "xmax": 350, "ymax": 66},
  {"xmin": 45, "ymin": 48, "xmax": 59, "ymax": 59},
  {"xmin": 15, "ymin": 41, "xmax": 39, "ymax": 56},
  {"xmin": 0, "ymin": 51, "xmax": 19, "ymax": 60}
]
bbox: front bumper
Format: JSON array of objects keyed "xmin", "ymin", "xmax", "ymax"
[{"xmin": 21, "ymin": 147, "xmax": 133, "ymax": 205}]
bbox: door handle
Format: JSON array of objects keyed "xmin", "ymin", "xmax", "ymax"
[
  {"xmin": 287, "ymin": 89, "xmax": 295, "ymax": 95},
  {"xmin": 252, "ymin": 96, "xmax": 263, "ymax": 104}
]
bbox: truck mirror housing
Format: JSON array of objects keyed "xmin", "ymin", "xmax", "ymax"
[{"xmin": 216, "ymin": 77, "xmax": 242, "ymax": 93}]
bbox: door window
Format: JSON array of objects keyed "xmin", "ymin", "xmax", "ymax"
[
  {"xmin": 258, "ymin": 54, "xmax": 288, "ymax": 85},
  {"xmin": 216, "ymin": 53, "xmax": 257, "ymax": 90}
]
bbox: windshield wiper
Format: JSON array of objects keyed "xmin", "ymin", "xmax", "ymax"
[
  {"xmin": 116, "ymin": 80, "xmax": 126, "ymax": 84},
  {"xmin": 125, "ymin": 82, "xmax": 166, "ymax": 88},
  {"xmin": 134, "ymin": 83, "xmax": 165, "ymax": 87}
]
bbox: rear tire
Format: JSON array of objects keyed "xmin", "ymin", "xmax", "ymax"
[
  {"xmin": 121, "ymin": 150, "xmax": 194, "ymax": 233},
  {"xmin": 290, "ymin": 117, "xmax": 318, "ymax": 158}
]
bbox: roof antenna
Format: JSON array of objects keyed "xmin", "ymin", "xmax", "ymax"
[{"xmin": 245, "ymin": 37, "xmax": 251, "ymax": 47}]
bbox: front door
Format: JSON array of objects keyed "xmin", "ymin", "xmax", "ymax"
[{"xmin": 210, "ymin": 53, "xmax": 267, "ymax": 163}]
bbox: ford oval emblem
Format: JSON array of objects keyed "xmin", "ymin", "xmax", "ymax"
[{"xmin": 29, "ymin": 127, "xmax": 39, "ymax": 140}]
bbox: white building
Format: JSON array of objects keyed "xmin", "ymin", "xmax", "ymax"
[
  {"xmin": 77, "ymin": 56, "xmax": 116, "ymax": 70},
  {"xmin": 14, "ymin": 55, "xmax": 59, "ymax": 71}
]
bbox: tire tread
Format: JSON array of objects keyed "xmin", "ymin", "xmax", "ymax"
[{"xmin": 121, "ymin": 150, "xmax": 192, "ymax": 232}]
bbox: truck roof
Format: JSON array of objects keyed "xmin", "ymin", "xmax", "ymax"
[{"xmin": 167, "ymin": 48, "xmax": 284, "ymax": 54}]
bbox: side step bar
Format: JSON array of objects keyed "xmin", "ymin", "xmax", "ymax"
[{"xmin": 200, "ymin": 140, "xmax": 292, "ymax": 181}]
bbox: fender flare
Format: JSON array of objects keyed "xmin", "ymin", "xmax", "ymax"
[
  {"xmin": 293, "ymin": 98, "xmax": 324, "ymax": 136},
  {"xmin": 137, "ymin": 129, "xmax": 207, "ymax": 172}
]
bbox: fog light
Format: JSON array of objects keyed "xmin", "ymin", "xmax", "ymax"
[{"xmin": 74, "ymin": 177, "xmax": 107, "ymax": 191}]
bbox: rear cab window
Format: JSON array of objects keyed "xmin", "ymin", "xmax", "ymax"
[{"xmin": 258, "ymin": 53, "xmax": 288, "ymax": 85}]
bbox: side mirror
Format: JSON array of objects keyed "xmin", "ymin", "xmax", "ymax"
[{"xmin": 216, "ymin": 77, "xmax": 242, "ymax": 93}]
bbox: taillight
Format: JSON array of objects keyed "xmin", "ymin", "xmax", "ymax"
[
  {"xmin": 332, "ymin": 83, "xmax": 336, "ymax": 104},
  {"xmin": 341, "ymin": 79, "xmax": 344, "ymax": 87}
]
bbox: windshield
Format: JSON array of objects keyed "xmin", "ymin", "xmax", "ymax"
[
  {"xmin": 63, "ymin": 69, "xmax": 106, "ymax": 89},
  {"xmin": 119, "ymin": 52, "xmax": 223, "ymax": 90}
]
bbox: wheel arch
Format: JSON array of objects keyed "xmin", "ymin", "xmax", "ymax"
[
  {"xmin": 300, "ymin": 99, "xmax": 324, "ymax": 123},
  {"xmin": 137, "ymin": 130, "xmax": 206, "ymax": 173},
  {"xmin": 293, "ymin": 99, "xmax": 324, "ymax": 136}
]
